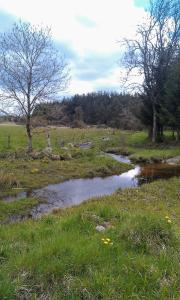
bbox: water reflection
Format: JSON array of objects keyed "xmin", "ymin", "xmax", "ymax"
[
  {"xmin": 2, "ymin": 154, "xmax": 180, "ymax": 217},
  {"xmin": 138, "ymin": 163, "xmax": 180, "ymax": 184},
  {"xmin": 107, "ymin": 153, "xmax": 131, "ymax": 164}
]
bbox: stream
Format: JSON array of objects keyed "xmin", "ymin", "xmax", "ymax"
[{"xmin": 2, "ymin": 154, "xmax": 180, "ymax": 218}]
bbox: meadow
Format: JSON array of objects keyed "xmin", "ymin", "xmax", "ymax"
[
  {"xmin": 0, "ymin": 124, "xmax": 180, "ymax": 299},
  {"xmin": 0, "ymin": 177, "xmax": 180, "ymax": 299}
]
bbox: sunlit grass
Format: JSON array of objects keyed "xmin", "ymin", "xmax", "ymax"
[{"xmin": 0, "ymin": 177, "xmax": 180, "ymax": 299}]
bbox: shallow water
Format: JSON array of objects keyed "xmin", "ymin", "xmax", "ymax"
[
  {"xmin": 30, "ymin": 166, "xmax": 141, "ymax": 216},
  {"xmin": 2, "ymin": 154, "xmax": 180, "ymax": 217},
  {"xmin": 106, "ymin": 153, "xmax": 131, "ymax": 164}
]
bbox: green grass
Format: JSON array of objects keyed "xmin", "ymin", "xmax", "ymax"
[
  {"xmin": 0, "ymin": 125, "xmax": 113, "ymax": 152},
  {"xmin": 0, "ymin": 177, "xmax": 180, "ymax": 299},
  {"xmin": 0, "ymin": 124, "xmax": 179, "ymax": 160},
  {"xmin": 0, "ymin": 125, "xmax": 180, "ymax": 298},
  {"xmin": 107, "ymin": 130, "xmax": 180, "ymax": 161}
]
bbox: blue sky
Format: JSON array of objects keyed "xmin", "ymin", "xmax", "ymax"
[{"xmin": 0, "ymin": 0, "xmax": 147, "ymax": 96}]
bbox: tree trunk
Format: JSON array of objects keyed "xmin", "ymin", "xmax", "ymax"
[
  {"xmin": 148, "ymin": 127, "xmax": 153, "ymax": 140},
  {"xmin": 152, "ymin": 103, "xmax": 157, "ymax": 143},
  {"xmin": 26, "ymin": 116, "xmax": 32, "ymax": 152},
  {"xmin": 157, "ymin": 124, "xmax": 164, "ymax": 142},
  {"xmin": 176, "ymin": 130, "xmax": 180, "ymax": 142}
]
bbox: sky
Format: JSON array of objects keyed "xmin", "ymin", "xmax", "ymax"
[{"xmin": 0, "ymin": 0, "xmax": 148, "ymax": 96}]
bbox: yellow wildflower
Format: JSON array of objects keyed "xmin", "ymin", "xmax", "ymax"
[
  {"xmin": 165, "ymin": 216, "xmax": 169, "ymax": 219},
  {"xmin": 167, "ymin": 219, "xmax": 172, "ymax": 223},
  {"xmin": 104, "ymin": 241, "xmax": 108, "ymax": 244}
]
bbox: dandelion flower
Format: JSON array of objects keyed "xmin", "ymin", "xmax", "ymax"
[
  {"xmin": 167, "ymin": 219, "xmax": 172, "ymax": 223},
  {"xmin": 101, "ymin": 238, "xmax": 105, "ymax": 241},
  {"xmin": 106, "ymin": 238, "xmax": 111, "ymax": 242},
  {"xmin": 165, "ymin": 216, "xmax": 169, "ymax": 219},
  {"xmin": 104, "ymin": 241, "xmax": 108, "ymax": 244}
]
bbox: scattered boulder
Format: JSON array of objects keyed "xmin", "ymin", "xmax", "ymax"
[
  {"xmin": 61, "ymin": 147, "xmax": 68, "ymax": 151},
  {"xmin": 96, "ymin": 225, "xmax": 106, "ymax": 232},
  {"xmin": 43, "ymin": 147, "xmax": 53, "ymax": 156},
  {"xmin": 77, "ymin": 142, "xmax": 92, "ymax": 149},
  {"xmin": 30, "ymin": 151, "xmax": 43, "ymax": 159},
  {"xmin": 60, "ymin": 153, "xmax": 72, "ymax": 160},
  {"xmin": 102, "ymin": 137, "xmax": 110, "ymax": 141},
  {"xmin": 102, "ymin": 221, "xmax": 114, "ymax": 229},
  {"xmin": 166, "ymin": 156, "xmax": 180, "ymax": 165},
  {"xmin": 51, "ymin": 154, "xmax": 61, "ymax": 160}
]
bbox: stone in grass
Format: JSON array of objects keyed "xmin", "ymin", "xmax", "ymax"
[
  {"xmin": 30, "ymin": 151, "xmax": 43, "ymax": 159},
  {"xmin": 96, "ymin": 225, "xmax": 106, "ymax": 232},
  {"xmin": 103, "ymin": 221, "xmax": 114, "ymax": 229},
  {"xmin": 51, "ymin": 154, "xmax": 61, "ymax": 160},
  {"xmin": 43, "ymin": 147, "xmax": 53, "ymax": 156}
]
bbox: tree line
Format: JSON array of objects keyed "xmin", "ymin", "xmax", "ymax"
[{"xmin": 33, "ymin": 92, "xmax": 143, "ymax": 130}]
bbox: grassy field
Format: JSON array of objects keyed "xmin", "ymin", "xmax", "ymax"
[
  {"xmin": 107, "ymin": 131, "xmax": 180, "ymax": 162},
  {"xmin": 0, "ymin": 124, "xmax": 179, "ymax": 159},
  {"xmin": 0, "ymin": 124, "xmax": 180, "ymax": 299},
  {"xmin": 0, "ymin": 177, "xmax": 180, "ymax": 299}
]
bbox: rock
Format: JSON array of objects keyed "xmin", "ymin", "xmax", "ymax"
[
  {"xmin": 43, "ymin": 147, "xmax": 52, "ymax": 156},
  {"xmin": 51, "ymin": 154, "xmax": 61, "ymax": 160},
  {"xmin": 78, "ymin": 142, "xmax": 92, "ymax": 149},
  {"xmin": 102, "ymin": 137, "xmax": 110, "ymax": 141},
  {"xmin": 103, "ymin": 221, "xmax": 114, "ymax": 229},
  {"xmin": 96, "ymin": 225, "xmax": 106, "ymax": 232},
  {"xmin": 30, "ymin": 151, "xmax": 43, "ymax": 159},
  {"xmin": 60, "ymin": 153, "xmax": 72, "ymax": 160},
  {"xmin": 166, "ymin": 156, "xmax": 180, "ymax": 165}
]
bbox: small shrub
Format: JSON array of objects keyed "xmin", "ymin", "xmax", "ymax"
[{"xmin": 120, "ymin": 214, "xmax": 176, "ymax": 254}]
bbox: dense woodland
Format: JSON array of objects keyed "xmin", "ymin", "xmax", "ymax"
[
  {"xmin": 33, "ymin": 93, "xmax": 143, "ymax": 130},
  {"xmin": 33, "ymin": 75, "xmax": 180, "ymax": 141}
]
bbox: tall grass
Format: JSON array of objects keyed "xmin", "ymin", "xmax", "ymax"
[{"xmin": 0, "ymin": 171, "xmax": 19, "ymax": 189}]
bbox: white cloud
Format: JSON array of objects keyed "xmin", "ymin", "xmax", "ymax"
[{"xmin": 0, "ymin": 0, "xmax": 146, "ymax": 95}]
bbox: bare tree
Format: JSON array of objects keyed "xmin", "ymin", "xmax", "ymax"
[
  {"xmin": 0, "ymin": 21, "xmax": 69, "ymax": 151},
  {"xmin": 121, "ymin": 0, "xmax": 180, "ymax": 142}
]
